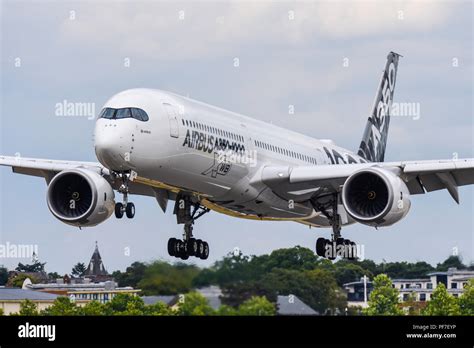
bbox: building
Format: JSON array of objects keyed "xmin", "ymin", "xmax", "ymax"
[
  {"xmin": 392, "ymin": 268, "xmax": 474, "ymax": 302},
  {"xmin": 26, "ymin": 280, "xmax": 140, "ymax": 304},
  {"xmin": 83, "ymin": 242, "xmax": 113, "ymax": 282},
  {"xmin": 0, "ymin": 287, "xmax": 85, "ymax": 315},
  {"xmin": 344, "ymin": 268, "xmax": 474, "ymax": 307},
  {"xmin": 142, "ymin": 295, "xmax": 179, "ymax": 307},
  {"xmin": 276, "ymin": 295, "xmax": 318, "ymax": 315},
  {"xmin": 343, "ymin": 277, "xmax": 373, "ymax": 309}
]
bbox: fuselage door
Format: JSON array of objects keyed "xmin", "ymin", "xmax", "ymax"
[{"xmin": 163, "ymin": 103, "xmax": 179, "ymax": 138}]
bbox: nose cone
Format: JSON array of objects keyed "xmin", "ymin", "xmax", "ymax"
[{"xmin": 94, "ymin": 120, "xmax": 134, "ymax": 171}]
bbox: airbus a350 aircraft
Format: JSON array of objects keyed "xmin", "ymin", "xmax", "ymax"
[{"xmin": 1, "ymin": 52, "xmax": 473, "ymax": 260}]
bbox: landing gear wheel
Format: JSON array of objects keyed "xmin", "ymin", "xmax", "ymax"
[
  {"xmin": 316, "ymin": 238, "xmax": 327, "ymax": 257},
  {"xmin": 200, "ymin": 242, "xmax": 209, "ymax": 260},
  {"xmin": 115, "ymin": 203, "xmax": 124, "ymax": 219},
  {"xmin": 126, "ymin": 202, "xmax": 135, "ymax": 219},
  {"xmin": 168, "ymin": 238, "xmax": 178, "ymax": 257},
  {"xmin": 195, "ymin": 239, "xmax": 204, "ymax": 259},
  {"xmin": 187, "ymin": 238, "xmax": 198, "ymax": 256}
]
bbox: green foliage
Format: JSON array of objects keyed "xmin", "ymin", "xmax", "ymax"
[
  {"xmin": 333, "ymin": 261, "xmax": 371, "ymax": 286},
  {"xmin": 0, "ymin": 308, "xmax": 3, "ymax": 316},
  {"xmin": 0, "ymin": 266, "xmax": 8, "ymax": 286},
  {"xmin": 216, "ymin": 304, "xmax": 238, "ymax": 316},
  {"xmin": 177, "ymin": 292, "xmax": 215, "ymax": 316},
  {"xmin": 15, "ymin": 254, "xmax": 46, "ymax": 273},
  {"xmin": 459, "ymin": 279, "xmax": 474, "ymax": 315},
  {"xmin": 18, "ymin": 299, "xmax": 40, "ymax": 316},
  {"xmin": 137, "ymin": 261, "xmax": 200, "ymax": 295},
  {"xmin": 71, "ymin": 262, "xmax": 87, "ymax": 277},
  {"xmin": 8, "ymin": 273, "xmax": 39, "ymax": 288},
  {"xmin": 364, "ymin": 274, "xmax": 403, "ymax": 316},
  {"xmin": 423, "ymin": 283, "xmax": 460, "ymax": 316},
  {"xmin": 48, "ymin": 272, "xmax": 61, "ymax": 280},
  {"xmin": 145, "ymin": 301, "xmax": 174, "ymax": 316},
  {"xmin": 237, "ymin": 296, "xmax": 276, "ymax": 316},
  {"xmin": 77, "ymin": 301, "xmax": 106, "ymax": 316},
  {"xmin": 41, "ymin": 297, "xmax": 78, "ymax": 316},
  {"xmin": 112, "ymin": 261, "xmax": 147, "ymax": 288},
  {"xmin": 436, "ymin": 256, "xmax": 465, "ymax": 272}
]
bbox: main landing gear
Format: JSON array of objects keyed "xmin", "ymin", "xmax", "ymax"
[
  {"xmin": 168, "ymin": 195, "xmax": 210, "ymax": 260},
  {"xmin": 311, "ymin": 193, "xmax": 358, "ymax": 260},
  {"xmin": 114, "ymin": 172, "xmax": 135, "ymax": 219}
]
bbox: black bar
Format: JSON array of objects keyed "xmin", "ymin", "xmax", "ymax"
[{"xmin": 0, "ymin": 316, "xmax": 472, "ymax": 346}]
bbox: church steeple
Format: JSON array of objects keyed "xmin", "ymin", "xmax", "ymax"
[{"xmin": 85, "ymin": 241, "xmax": 108, "ymax": 277}]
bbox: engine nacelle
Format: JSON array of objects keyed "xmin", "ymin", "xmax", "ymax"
[
  {"xmin": 47, "ymin": 168, "xmax": 115, "ymax": 227},
  {"xmin": 342, "ymin": 167, "xmax": 411, "ymax": 227}
]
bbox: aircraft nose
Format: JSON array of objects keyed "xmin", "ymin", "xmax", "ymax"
[{"xmin": 94, "ymin": 122, "xmax": 134, "ymax": 171}]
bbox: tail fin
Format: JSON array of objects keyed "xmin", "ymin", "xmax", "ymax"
[{"xmin": 357, "ymin": 52, "xmax": 401, "ymax": 162}]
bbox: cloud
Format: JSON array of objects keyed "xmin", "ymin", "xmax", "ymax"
[{"xmin": 57, "ymin": 1, "xmax": 453, "ymax": 61}]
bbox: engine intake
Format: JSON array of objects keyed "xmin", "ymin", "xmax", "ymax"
[
  {"xmin": 342, "ymin": 167, "xmax": 411, "ymax": 226},
  {"xmin": 47, "ymin": 168, "xmax": 115, "ymax": 227}
]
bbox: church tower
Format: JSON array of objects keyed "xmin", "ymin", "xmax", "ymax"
[{"xmin": 84, "ymin": 242, "xmax": 108, "ymax": 277}]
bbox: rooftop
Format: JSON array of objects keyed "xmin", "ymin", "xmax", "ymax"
[
  {"xmin": 277, "ymin": 295, "xmax": 318, "ymax": 315},
  {"xmin": 0, "ymin": 288, "xmax": 59, "ymax": 301},
  {"xmin": 141, "ymin": 295, "xmax": 177, "ymax": 306}
]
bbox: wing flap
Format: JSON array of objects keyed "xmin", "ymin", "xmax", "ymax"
[{"xmin": 259, "ymin": 158, "xmax": 474, "ymax": 203}]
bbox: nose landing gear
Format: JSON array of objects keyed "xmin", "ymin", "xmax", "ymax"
[{"xmin": 114, "ymin": 172, "xmax": 135, "ymax": 219}]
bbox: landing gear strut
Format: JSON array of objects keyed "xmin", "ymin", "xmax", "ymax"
[
  {"xmin": 114, "ymin": 172, "xmax": 135, "ymax": 219},
  {"xmin": 168, "ymin": 196, "xmax": 210, "ymax": 260},
  {"xmin": 311, "ymin": 193, "xmax": 357, "ymax": 260}
]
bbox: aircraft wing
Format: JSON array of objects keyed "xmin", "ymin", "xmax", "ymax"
[
  {"xmin": 0, "ymin": 155, "xmax": 107, "ymax": 181},
  {"xmin": 0, "ymin": 155, "xmax": 159, "ymax": 201},
  {"xmin": 259, "ymin": 158, "xmax": 474, "ymax": 204}
]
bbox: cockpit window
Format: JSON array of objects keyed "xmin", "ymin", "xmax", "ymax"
[
  {"xmin": 99, "ymin": 108, "xmax": 116, "ymax": 119},
  {"xmin": 99, "ymin": 107, "xmax": 149, "ymax": 122},
  {"xmin": 131, "ymin": 108, "xmax": 149, "ymax": 121},
  {"xmin": 115, "ymin": 108, "xmax": 132, "ymax": 119}
]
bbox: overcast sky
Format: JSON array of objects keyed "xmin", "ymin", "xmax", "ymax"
[{"xmin": 0, "ymin": 0, "xmax": 472, "ymax": 274}]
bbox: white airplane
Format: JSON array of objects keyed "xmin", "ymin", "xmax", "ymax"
[{"xmin": 1, "ymin": 52, "xmax": 473, "ymax": 260}]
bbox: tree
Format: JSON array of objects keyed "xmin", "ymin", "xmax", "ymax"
[
  {"xmin": 17, "ymin": 300, "xmax": 39, "ymax": 316},
  {"xmin": 41, "ymin": 297, "xmax": 78, "ymax": 316},
  {"xmin": 0, "ymin": 266, "xmax": 8, "ymax": 286},
  {"xmin": 112, "ymin": 262, "xmax": 147, "ymax": 288},
  {"xmin": 423, "ymin": 283, "xmax": 460, "ymax": 316},
  {"xmin": 436, "ymin": 255, "xmax": 465, "ymax": 271},
  {"xmin": 333, "ymin": 262, "xmax": 371, "ymax": 286},
  {"xmin": 7, "ymin": 273, "xmax": 39, "ymax": 288},
  {"xmin": 77, "ymin": 301, "xmax": 106, "ymax": 316},
  {"xmin": 177, "ymin": 292, "xmax": 214, "ymax": 316},
  {"xmin": 145, "ymin": 301, "xmax": 174, "ymax": 316},
  {"xmin": 71, "ymin": 263, "xmax": 86, "ymax": 277},
  {"xmin": 15, "ymin": 253, "xmax": 46, "ymax": 273},
  {"xmin": 0, "ymin": 308, "xmax": 3, "ymax": 316},
  {"xmin": 137, "ymin": 261, "xmax": 200, "ymax": 295},
  {"xmin": 364, "ymin": 274, "xmax": 403, "ymax": 316},
  {"xmin": 48, "ymin": 272, "xmax": 61, "ymax": 280},
  {"xmin": 459, "ymin": 279, "xmax": 474, "ymax": 315},
  {"xmin": 104, "ymin": 294, "xmax": 146, "ymax": 315},
  {"xmin": 237, "ymin": 296, "xmax": 276, "ymax": 316}
]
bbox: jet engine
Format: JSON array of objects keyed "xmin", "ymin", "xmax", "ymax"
[
  {"xmin": 47, "ymin": 168, "xmax": 115, "ymax": 227},
  {"xmin": 342, "ymin": 167, "xmax": 411, "ymax": 227}
]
